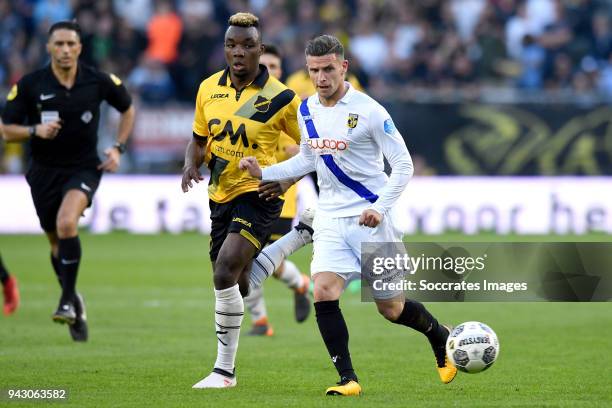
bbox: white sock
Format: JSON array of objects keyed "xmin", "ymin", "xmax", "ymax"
[
  {"xmin": 278, "ymin": 260, "xmax": 303, "ymax": 290},
  {"xmin": 213, "ymin": 284, "xmax": 244, "ymax": 373},
  {"xmin": 249, "ymin": 229, "xmax": 308, "ymax": 289},
  {"xmin": 244, "ymin": 286, "xmax": 267, "ymax": 323}
]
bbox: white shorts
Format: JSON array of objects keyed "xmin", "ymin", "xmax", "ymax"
[{"xmin": 311, "ymin": 210, "xmax": 405, "ymax": 299}]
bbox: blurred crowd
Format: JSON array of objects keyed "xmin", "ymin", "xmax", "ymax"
[{"xmin": 0, "ymin": 0, "xmax": 611, "ymax": 104}]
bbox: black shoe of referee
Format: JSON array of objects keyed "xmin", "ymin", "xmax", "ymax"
[
  {"xmin": 69, "ymin": 293, "xmax": 88, "ymax": 342},
  {"xmin": 52, "ymin": 299, "xmax": 76, "ymax": 325}
]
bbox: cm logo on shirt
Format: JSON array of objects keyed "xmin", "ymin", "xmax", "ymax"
[{"xmin": 208, "ymin": 119, "xmax": 249, "ymax": 148}]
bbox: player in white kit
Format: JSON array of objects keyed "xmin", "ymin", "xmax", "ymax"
[{"xmin": 240, "ymin": 34, "xmax": 457, "ymax": 396}]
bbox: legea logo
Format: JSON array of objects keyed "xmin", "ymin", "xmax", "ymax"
[{"xmin": 307, "ymin": 138, "xmax": 349, "ymax": 153}]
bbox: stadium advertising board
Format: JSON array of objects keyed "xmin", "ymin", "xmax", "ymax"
[
  {"xmin": 386, "ymin": 103, "xmax": 612, "ymax": 175},
  {"xmin": 1, "ymin": 176, "xmax": 610, "ymax": 235}
]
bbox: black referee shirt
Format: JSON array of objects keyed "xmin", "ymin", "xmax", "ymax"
[{"xmin": 2, "ymin": 63, "xmax": 132, "ymax": 168}]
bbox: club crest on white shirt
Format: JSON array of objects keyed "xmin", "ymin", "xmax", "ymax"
[{"xmin": 347, "ymin": 113, "xmax": 359, "ymax": 129}]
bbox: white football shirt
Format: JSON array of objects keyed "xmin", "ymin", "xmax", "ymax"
[{"xmin": 262, "ymin": 83, "xmax": 413, "ymax": 217}]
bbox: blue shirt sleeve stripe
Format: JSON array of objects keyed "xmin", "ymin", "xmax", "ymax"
[{"xmin": 299, "ymin": 99, "xmax": 378, "ymax": 204}]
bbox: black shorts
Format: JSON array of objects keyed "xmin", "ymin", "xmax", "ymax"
[
  {"xmin": 209, "ymin": 192, "xmax": 284, "ymax": 262},
  {"xmin": 25, "ymin": 162, "xmax": 102, "ymax": 232},
  {"xmin": 268, "ymin": 217, "xmax": 293, "ymax": 243}
]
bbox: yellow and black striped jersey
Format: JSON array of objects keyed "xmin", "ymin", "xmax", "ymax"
[{"xmin": 193, "ymin": 65, "xmax": 301, "ymax": 203}]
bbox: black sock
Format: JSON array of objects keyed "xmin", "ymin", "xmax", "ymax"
[
  {"xmin": 314, "ymin": 300, "xmax": 357, "ymax": 382},
  {"xmin": 393, "ymin": 300, "xmax": 447, "ymax": 346},
  {"xmin": 50, "ymin": 253, "xmax": 63, "ymax": 287},
  {"xmin": 0, "ymin": 254, "xmax": 9, "ymax": 285},
  {"xmin": 58, "ymin": 237, "xmax": 81, "ymax": 303}
]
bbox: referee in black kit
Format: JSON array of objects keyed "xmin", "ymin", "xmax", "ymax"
[{"xmin": 1, "ymin": 21, "xmax": 135, "ymax": 341}]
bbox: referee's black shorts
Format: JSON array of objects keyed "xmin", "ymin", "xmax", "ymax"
[
  {"xmin": 209, "ymin": 192, "xmax": 284, "ymax": 262},
  {"xmin": 25, "ymin": 162, "xmax": 102, "ymax": 232}
]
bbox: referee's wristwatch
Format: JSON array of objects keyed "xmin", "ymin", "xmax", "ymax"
[{"xmin": 113, "ymin": 142, "xmax": 127, "ymax": 154}]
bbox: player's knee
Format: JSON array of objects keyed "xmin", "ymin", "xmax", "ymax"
[
  {"xmin": 214, "ymin": 255, "xmax": 244, "ymax": 288},
  {"xmin": 215, "ymin": 254, "xmax": 246, "ymax": 274},
  {"xmin": 213, "ymin": 271, "xmax": 236, "ymax": 289},
  {"xmin": 377, "ymin": 302, "xmax": 403, "ymax": 321},
  {"xmin": 313, "ymin": 283, "xmax": 340, "ymax": 302},
  {"xmin": 56, "ymin": 215, "xmax": 78, "ymax": 238}
]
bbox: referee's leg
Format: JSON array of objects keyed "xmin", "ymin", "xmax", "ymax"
[
  {"xmin": 45, "ymin": 231, "xmax": 61, "ymax": 285},
  {"xmin": 51, "ymin": 189, "xmax": 88, "ymax": 324}
]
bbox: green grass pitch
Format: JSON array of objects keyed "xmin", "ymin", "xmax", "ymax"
[{"xmin": 0, "ymin": 233, "xmax": 611, "ymax": 407}]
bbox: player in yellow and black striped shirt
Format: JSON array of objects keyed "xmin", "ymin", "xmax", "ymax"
[{"xmin": 181, "ymin": 12, "xmax": 315, "ymax": 389}]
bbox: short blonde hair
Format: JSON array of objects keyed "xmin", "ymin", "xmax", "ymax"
[{"xmin": 228, "ymin": 12, "xmax": 259, "ymax": 28}]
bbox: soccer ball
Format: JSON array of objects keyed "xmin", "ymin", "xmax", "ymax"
[{"xmin": 445, "ymin": 321, "xmax": 499, "ymax": 373}]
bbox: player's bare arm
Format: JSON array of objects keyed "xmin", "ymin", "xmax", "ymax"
[{"xmin": 181, "ymin": 137, "xmax": 206, "ymax": 192}]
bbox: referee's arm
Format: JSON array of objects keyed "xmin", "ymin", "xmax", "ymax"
[
  {"xmin": 2, "ymin": 81, "xmax": 61, "ymax": 142},
  {"xmin": 115, "ymin": 104, "xmax": 135, "ymax": 147},
  {"xmin": 98, "ymin": 72, "xmax": 135, "ymax": 171},
  {"xmin": 2, "ymin": 122, "xmax": 62, "ymax": 142},
  {"xmin": 98, "ymin": 103, "xmax": 135, "ymax": 172}
]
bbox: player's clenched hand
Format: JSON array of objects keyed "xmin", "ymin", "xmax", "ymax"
[
  {"xmin": 238, "ymin": 156, "xmax": 262, "ymax": 179},
  {"xmin": 359, "ymin": 209, "xmax": 383, "ymax": 228},
  {"xmin": 35, "ymin": 121, "xmax": 62, "ymax": 140},
  {"xmin": 98, "ymin": 146, "xmax": 121, "ymax": 172},
  {"xmin": 258, "ymin": 180, "xmax": 293, "ymax": 201},
  {"xmin": 181, "ymin": 166, "xmax": 203, "ymax": 192}
]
